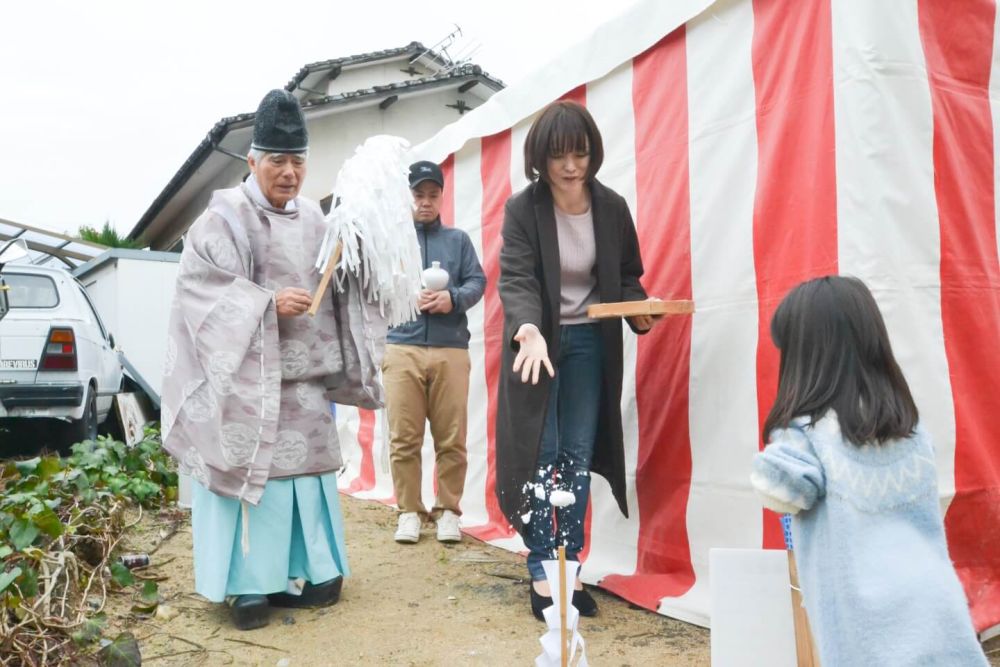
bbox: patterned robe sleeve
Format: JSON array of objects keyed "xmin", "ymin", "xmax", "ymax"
[
  {"xmin": 751, "ymin": 425, "xmax": 826, "ymax": 515},
  {"xmin": 161, "ymin": 208, "xmax": 279, "ymax": 501},
  {"xmin": 179, "ymin": 212, "xmax": 274, "ymax": 352}
]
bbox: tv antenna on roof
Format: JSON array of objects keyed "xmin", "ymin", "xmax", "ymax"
[{"xmin": 411, "ymin": 25, "xmax": 481, "ymax": 73}]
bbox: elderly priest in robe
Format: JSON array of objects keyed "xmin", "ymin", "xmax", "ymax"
[{"xmin": 160, "ymin": 89, "xmax": 385, "ymax": 630}]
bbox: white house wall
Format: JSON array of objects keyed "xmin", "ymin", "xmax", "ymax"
[
  {"xmin": 114, "ymin": 259, "xmax": 178, "ymax": 395},
  {"xmin": 78, "ymin": 257, "xmax": 179, "ymax": 397},
  {"xmin": 303, "ymin": 89, "xmax": 477, "ymax": 201},
  {"xmin": 77, "ymin": 262, "xmax": 119, "ymax": 341}
]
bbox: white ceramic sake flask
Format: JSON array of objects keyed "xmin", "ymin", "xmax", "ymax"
[{"xmin": 422, "ymin": 261, "xmax": 450, "ymax": 291}]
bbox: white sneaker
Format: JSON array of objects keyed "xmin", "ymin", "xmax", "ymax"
[
  {"xmin": 436, "ymin": 510, "xmax": 462, "ymax": 543},
  {"xmin": 394, "ymin": 512, "xmax": 421, "ymax": 544}
]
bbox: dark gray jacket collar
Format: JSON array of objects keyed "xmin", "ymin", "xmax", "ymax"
[{"xmin": 414, "ymin": 217, "xmax": 443, "ymax": 232}]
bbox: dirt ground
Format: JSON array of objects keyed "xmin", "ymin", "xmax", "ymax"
[{"xmin": 106, "ymin": 496, "xmax": 711, "ymax": 666}]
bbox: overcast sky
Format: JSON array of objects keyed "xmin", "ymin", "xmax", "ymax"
[{"xmin": 0, "ymin": 0, "xmax": 638, "ymax": 238}]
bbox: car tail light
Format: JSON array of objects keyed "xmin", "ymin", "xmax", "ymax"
[{"xmin": 39, "ymin": 327, "xmax": 77, "ymax": 371}]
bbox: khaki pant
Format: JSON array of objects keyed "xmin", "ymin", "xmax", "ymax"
[{"xmin": 382, "ymin": 344, "xmax": 470, "ymax": 518}]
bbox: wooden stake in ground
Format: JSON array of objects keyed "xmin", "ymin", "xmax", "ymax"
[
  {"xmin": 787, "ymin": 551, "xmax": 822, "ymax": 666},
  {"xmin": 307, "ymin": 241, "xmax": 343, "ymax": 317},
  {"xmin": 558, "ymin": 545, "xmax": 568, "ymax": 667}
]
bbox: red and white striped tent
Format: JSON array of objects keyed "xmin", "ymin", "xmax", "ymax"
[{"xmin": 337, "ymin": 0, "xmax": 1000, "ymax": 631}]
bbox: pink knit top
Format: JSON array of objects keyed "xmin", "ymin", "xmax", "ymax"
[{"xmin": 554, "ymin": 205, "xmax": 598, "ymax": 324}]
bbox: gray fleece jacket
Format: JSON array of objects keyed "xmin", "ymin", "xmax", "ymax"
[{"xmin": 387, "ymin": 218, "xmax": 486, "ymax": 349}]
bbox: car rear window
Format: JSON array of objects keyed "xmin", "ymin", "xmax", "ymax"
[{"xmin": 2, "ymin": 274, "xmax": 59, "ymax": 308}]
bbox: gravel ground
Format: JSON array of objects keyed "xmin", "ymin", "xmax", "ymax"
[{"xmin": 105, "ymin": 495, "xmax": 711, "ymax": 666}]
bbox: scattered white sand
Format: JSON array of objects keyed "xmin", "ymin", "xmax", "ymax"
[{"xmin": 549, "ymin": 490, "xmax": 576, "ymax": 507}]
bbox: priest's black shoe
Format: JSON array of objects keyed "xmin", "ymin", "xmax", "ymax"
[
  {"xmin": 530, "ymin": 584, "xmax": 552, "ymax": 621},
  {"xmin": 229, "ymin": 594, "xmax": 269, "ymax": 630},
  {"xmin": 573, "ymin": 587, "xmax": 598, "ymax": 617},
  {"xmin": 268, "ymin": 576, "xmax": 343, "ymax": 609}
]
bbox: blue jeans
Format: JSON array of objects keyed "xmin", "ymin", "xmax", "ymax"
[{"xmin": 524, "ymin": 323, "xmax": 604, "ymax": 581}]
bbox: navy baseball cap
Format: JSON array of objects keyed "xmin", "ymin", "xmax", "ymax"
[{"xmin": 409, "ymin": 160, "xmax": 444, "ymax": 189}]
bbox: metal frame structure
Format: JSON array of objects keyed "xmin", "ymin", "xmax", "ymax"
[{"xmin": 0, "ymin": 218, "xmax": 107, "ymax": 270}]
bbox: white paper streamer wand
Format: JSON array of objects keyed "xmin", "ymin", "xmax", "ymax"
[{"xmin": 305, "ymin": 135, "xmax": 422, "ymax": 326}]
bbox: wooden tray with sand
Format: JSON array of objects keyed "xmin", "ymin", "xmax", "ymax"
[{"xmin": 586, "ymin": 299, "xmax": 695, "ymax": 320}]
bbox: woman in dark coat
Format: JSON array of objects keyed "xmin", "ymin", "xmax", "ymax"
[{"xmin": 496, "ymin": 100, "xmax": 661, "ymax": 619}]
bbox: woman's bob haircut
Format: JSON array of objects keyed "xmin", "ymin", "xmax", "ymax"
[{"xmin": 523, "ymin": 100, "xmax": 604, "ymax": 183}]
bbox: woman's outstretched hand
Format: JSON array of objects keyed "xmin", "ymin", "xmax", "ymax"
[{"xmin": 512, "ymin": 324, "xmax": 555, "ymax": 385}]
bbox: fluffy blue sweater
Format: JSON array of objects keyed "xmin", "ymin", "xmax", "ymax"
[{"xmin": 751, "ymin": 411, "xmax": 986, "ymax": 666}]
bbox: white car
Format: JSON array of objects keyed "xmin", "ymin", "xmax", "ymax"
[{"xmin": 0, "ymin": 239, "xmax": 123, "ymax": 447}]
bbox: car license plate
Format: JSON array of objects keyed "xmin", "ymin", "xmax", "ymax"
[{"xmin": 0, "ymin": 359, "xmax": 37, "ymax": 370}]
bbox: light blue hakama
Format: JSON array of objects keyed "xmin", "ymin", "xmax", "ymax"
[{"xmin": 191, "ymin": 474, "xmax": 350, "ymax": 602}]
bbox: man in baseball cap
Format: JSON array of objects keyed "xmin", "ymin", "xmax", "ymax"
[
  {"xmin": 408, "ymin": 160, "xmax": 444, "ymax": 189},
  {"xmin": 383, "ymin": 161, "xmax": 486, "ymax": 545}
]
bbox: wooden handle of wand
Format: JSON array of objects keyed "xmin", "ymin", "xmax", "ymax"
[
  {"xmin": 787, "ymin": 550, "xmax": 822, "ymax": 666},
  {"xmin": 558, "ymin": 545, "xmax": 568, "ymax": 667},
  {"xmin": 308, "ymin": 241, "xmax": 343, "ymax": 317}
]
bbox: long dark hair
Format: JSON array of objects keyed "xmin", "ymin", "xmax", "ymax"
[{"xmin": 762, "ymin": 276, "xmax": 918, "ymax": 446}]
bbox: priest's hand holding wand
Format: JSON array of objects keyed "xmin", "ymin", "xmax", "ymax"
[{"xmin": 276, "ymin": 287, "xmax": 313, "ymax": 317}]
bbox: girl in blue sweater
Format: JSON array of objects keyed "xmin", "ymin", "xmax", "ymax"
[{"xmin": 751, "ymin": 276, "xmax": 986, "ymax": 666}]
